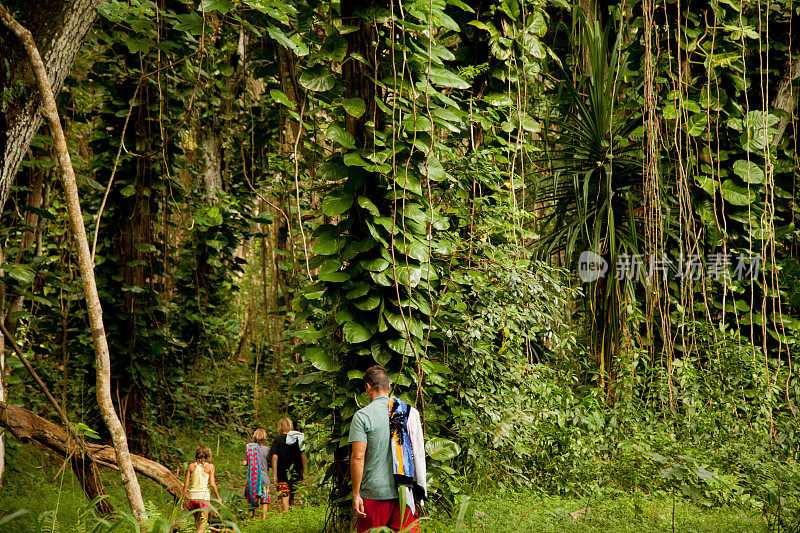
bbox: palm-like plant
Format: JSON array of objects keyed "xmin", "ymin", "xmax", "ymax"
[{"xmin": 533, "ymin": 16, "xmax": 643, "ymax": 391}]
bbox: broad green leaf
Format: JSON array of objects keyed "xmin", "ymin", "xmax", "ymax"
[
  {"xmin": 293, "ymin": 328, "xmax": 322, "ymax": 341},
  {"xmin": 732, "ymin": 159, "xmax": 764, "ymax": 184},
  {"xmin": 387, "ymin": 337, "xmax": 417, "ymax": 358},
  {"xmin": 384, "ymin": 311, "xmax": 424, "ymax": 338},
  {"xmin": 427, "ymin": 67, "xmax": 470, "ymax": 89},
  {"xmin": 343, "ymin": 322, "xmax": 371, "ymax": 343},
  {"xmin": 720, "ymin": 179, "xmax": 755, "ymax": 205},
  {"xmin": 344, "ymin": 152, "xmax": 368, "ymax": 167},
  {"xmin": 318, "ymin": 271, "xmax": 350, "ymax": 282},
  {"xmin": 361, "ymin": 257, "xmax": 390, "ymax": 272},
  {"xmin": 266, "ymin": 25, "xmax": 307, "ymax": 56},
  {"xmin": 396, "ymin": 170, "xmax": 423, "ymax": 195},
  {"xmin": 346, "ymin": 282, "xmax": 371, "ymax": 299},
  {"xmin": 319, "ymin": 258, "xmax": 343, "ymax": 274},
  {"xmin": 419, "ymin": 156, "xmax": 445, "ymax": 181},
  {"xmin": 300, "ymin": 66, "xmax": 336, "ymax": 92},
  {"xmin": 371, "ymin": 342, "xmax": 392, "ymax": 366},
  {"xmin": 270, "ymin": 89, "xmax": 295, "ymax": 109},
  {"xmin": 695, "ymin": 176, "xmax": 718, "ymax": 196},
  {"xmin": 122, "ymin": 37, "xmax": 153, "ymax": 54},
  {"xmin": 354, "ymin": 293, "xmax": 381, "ymax": 310},
  {"xmin": 426, "ymin": 437, "xmax": 460, "ymax": 461},
  {"xmin": 370, "ymin": 270, "xmax": 392, "ymax": 286},
  {"xmin": 322, "ymin": 192, "xmax": 354, "ymax": 216},
  {"xmin": 201, "ymin": 0, "xmax": 234, "ymax": 13},
  {"xmin": 326, "ymin": 123, "xmax": 356, "ymax": 149},
  {"xmin": 402, "ymin": 115, "xmax": 432, "ymax": 132},
  {"xmin": 5, "ymin": 264, "xmax": 34, "ymax": 284},
  {"xmin": 314, "ymin": 230, "xmax": 344, "ymax": 255},
  {"xmin": 483, "ymin": 93, "xmax": 513, "ymax": 106},
  {"xmin": 317, "ymin": 161, "xmax": 349, "ymax": 180},
  {"xmin": 294, "ymin": 371, "xmax": 328, "ymax": 385},
  {"xmin": 358, "ymin": 196, "xmax": 380, "ymax": 217},
  {"xmin": 342, "ymin": 97, "xmax": 366, "ymax": 118},
  {"xmin": 686, "ymin": 113, "xmax": 706, "ymax": 137},
  {"xmin": 194, "ymin": 206, "xmax": 223, "ymax": 227}
]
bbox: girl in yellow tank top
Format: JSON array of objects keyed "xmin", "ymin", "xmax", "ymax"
[{"xmin": 180, "ymin": 445, "xmax": 221, "ymax": 532}]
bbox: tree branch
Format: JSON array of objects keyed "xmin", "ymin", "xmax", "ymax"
[{"xmin": 0, "ymin": 3, "xmax": 147, "ymax": 525}]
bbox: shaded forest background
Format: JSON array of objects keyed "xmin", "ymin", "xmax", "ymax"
[{"xmin": 0, "ymin": 0, "xmax": 799, "ymax": 529}]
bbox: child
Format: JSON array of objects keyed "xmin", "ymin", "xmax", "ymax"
[
  {"xmin": 180, "ymin": 445, "xmax": 221, "ymax": 532},
  {"xmin": 242, "ymin": 428, "xmax": 270, "ymax": 518}
]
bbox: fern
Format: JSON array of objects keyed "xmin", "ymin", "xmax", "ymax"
[{"xmin": 38, "ymin": 510, "xmax": 60, "ymax": 533}]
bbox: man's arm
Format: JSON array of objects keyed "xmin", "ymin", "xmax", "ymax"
[
  {"xmin": 272, "ymin": 453, "xmax": 279, "ymax": 485},
  {"xmin": 350, "ymin": 441, "xmax": 367, "ymax": 518}
]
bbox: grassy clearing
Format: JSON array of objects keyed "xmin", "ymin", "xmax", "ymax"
[
  {"xmin": 0, "ymin": 430, "xmax": 769, "ymax": 532},
  {"xmin": 420, "ymin": 491, "xmax": 768, "ymax": 533}
]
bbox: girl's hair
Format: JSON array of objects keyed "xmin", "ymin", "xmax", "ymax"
[
  {"xmin": 195, "ymin": 445, "xmax": 212, "ymax": 464},
  {"xmin": 253, "ymin": 428, "xmax": 268, "ymax": 445},
  {"xmin": 277, "ymin": 417, "xmax": 293, "ymax": 434}
]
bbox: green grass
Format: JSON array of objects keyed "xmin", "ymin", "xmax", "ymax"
[
  {"xmin": 0, "ymin": 431, "xmax": 769, "ymax": 532},
  {"xmin": 420, "ymin": 491, "xmax": 768, "ymax": 533}
]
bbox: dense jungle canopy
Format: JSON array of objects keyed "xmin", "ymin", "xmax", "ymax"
[{"xmin": 0, "ymin": 0, "xmax": 799, "ymax": 530}]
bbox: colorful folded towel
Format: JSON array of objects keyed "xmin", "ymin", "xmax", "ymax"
[{"xmin": 244, "ymin": 442, "xmax": 262, "ymax": 509}]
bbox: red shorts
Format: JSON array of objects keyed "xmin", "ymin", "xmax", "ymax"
[
  {"xmin": 356, "ymin": 499, "xmax": 419, "ymax": 533},
  {"xmin": 186, "ymin": 499, "xmax": 210, "ymax": 510}
]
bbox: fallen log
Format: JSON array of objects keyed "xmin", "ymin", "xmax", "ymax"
[{"xmin": 0, "ymin": 402, "xmax": 182, "ymax": 498}]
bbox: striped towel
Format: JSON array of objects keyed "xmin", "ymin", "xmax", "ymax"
[{"xmin": 244, "ymin": 442, "xmax": 262, "ymax": 508}]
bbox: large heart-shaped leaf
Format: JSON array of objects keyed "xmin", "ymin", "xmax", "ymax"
[
  {"xmin": 326, "ymin": 123, "xmax": 356, "ymax": 149},
  {"xmin": 300, "ymin": 66, "xmax": 336, "ymax": 92},
  {"xmin": 342, "ymin": 97, "xmax": 366, "ymax": 118},
  {"xmin": 343, "ymin": 322, "xmax": 372, "ymax": 343},
  {"xmin": 732, "ymin": 159, "xmax": 764, "ymax": 184},
  {"xmin": 307, "ymin": 347, "xmax": 341, "ymax": 372},
  {"xmin": 322, "ymin": 192, "xmax": 355, "ymax": 216},
  {"xmin": 720, "ymin": 179, "xmax": 755, "ymax": 205},
  {"xmin": 426, "ymin": 437, "xmax": 461, "ymax": 461}
]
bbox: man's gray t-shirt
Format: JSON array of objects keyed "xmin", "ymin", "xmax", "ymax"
[{"xmin": 348, "ymin": 395, "xmax": 396, "ymax": 500}]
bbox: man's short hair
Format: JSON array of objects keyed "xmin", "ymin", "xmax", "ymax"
[
  {"xmin": 277, "ymin": 417, "xmax": 293, "ymax": 434},
  {"xmin": 364, "ymin": 365, "xmax": 390, "ymax": 391}
]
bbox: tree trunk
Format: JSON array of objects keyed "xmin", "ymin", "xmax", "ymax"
[
  {"xmin": 771, "ymin": 57, "xmax": 800, "ymax": 146},
  {"xmin": 329, "ymin": 1, "xmax": 380, "ymax": 529},
  {"xmin": 0, "ymin": 247, "xmax": 4, "ymax": 489},
  {"xmin": 0, "ymin": 0, "xmax": 100, "ymax": 214},
  {"xmin": 0, "ymin": 5, "xmax": 147, "ymax": 524},
  {"xmin": 0, "ymin": 402, "xmax": 182, "ymax": 496},
  {"xmin": 71, "ymin": 454, "xmax": 116, "ymax": 515},
  {"xmin": 4, "ymin": 167, "xmax": 47, "ymax": 336},
  {"xmin": 200, "ymin": 131, "xmax": 223, "ymax": 197}
]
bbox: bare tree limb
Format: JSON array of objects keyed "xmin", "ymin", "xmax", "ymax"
[
  {"xmin": 0, "ymin": 3, "xmax": 147, "ymax": 525},
  {"xmin": 0, "ymin": 403, "xmax": 182, "ymax": 496}
]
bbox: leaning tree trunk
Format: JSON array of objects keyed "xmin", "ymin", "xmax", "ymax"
[
  {"xmin": 0, "ymin": 403, "xmax": 182, "ymax": 496},
  {"xmin": 0, "ymin": 5, "xmax": 147, "ymax": 525},
  {"xmin": 0, "ymin": 246, "xmax": 5, "ymax": 488},
  {"xmin": 0, "ymin": 0, "xmax": 100, "ymax": 214}
]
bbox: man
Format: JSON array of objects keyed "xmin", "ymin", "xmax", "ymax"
[
  {"xmin": 269, "ymin": 417, "xmax": 306, "ymax": 511},
  {"xmin": 349, "ymin": 365, "xmax": 423, "ymax": 533}
]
